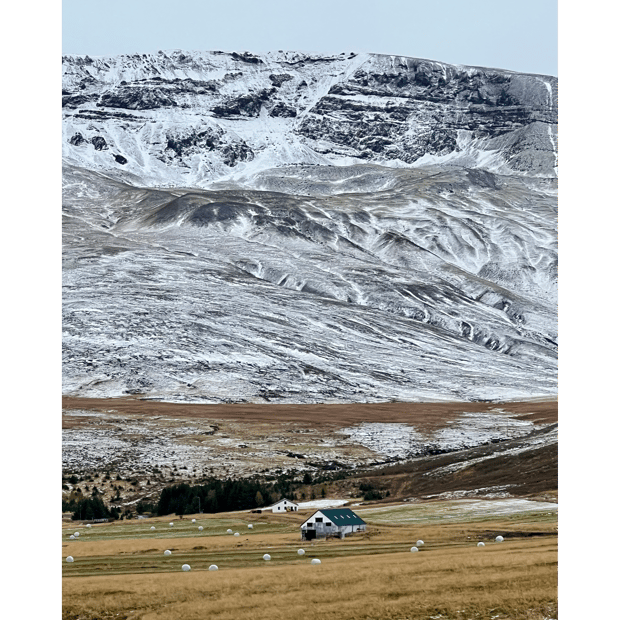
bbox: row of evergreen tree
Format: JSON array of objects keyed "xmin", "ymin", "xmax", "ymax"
[
  {"xmin": 157, "ymin": 478, "xmax": 279, "ymax": 516},
  {"xmin": 63, "ymin": 495, "xmax": 121, "ymax": 521}
]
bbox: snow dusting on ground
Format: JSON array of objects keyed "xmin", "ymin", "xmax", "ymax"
[
  {"xmin": 357, "ymin": 498, "xmax": 558, "ymax": 524},
  {"xmin": 296, "ymin": 499, "xmax": 350, "ymax": 509},
  {"xmin": 338, "ymin": 410, "xmax": 537, "ymax": 459}
]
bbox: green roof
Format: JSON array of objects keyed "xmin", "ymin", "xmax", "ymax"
[{"xmin": 318, "ymin": 508, "xmax": 366, "ymax": 525}]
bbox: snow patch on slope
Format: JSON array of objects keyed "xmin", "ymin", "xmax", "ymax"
[{"xmin": 339, "ymin": 411, "xmax": 536, "ymax": 459}]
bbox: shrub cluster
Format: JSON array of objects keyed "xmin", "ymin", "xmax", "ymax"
[{"xmin": 359, "ymin": 482, "xmax": 388, "ymax": 501}]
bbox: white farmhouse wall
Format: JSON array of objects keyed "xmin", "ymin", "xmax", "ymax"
[{"xmin": 270, "ymin": 499, "xmax": 299, "ymax": 513}]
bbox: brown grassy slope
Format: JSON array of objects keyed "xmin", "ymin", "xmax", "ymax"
[
  {"xmin": 62, "ymin": 397, "xmax": 557, "ymax": 429},
  {"xmin": 339, "ymin": 424, "xmax": 558, "ymax": 501},
  {"xmin": 62, "ymin": 538, "xmax": 557, "ymax": 620},
  {"xmin": 62, "ymin": 398, "xmax": 558, "ymax": 504}
]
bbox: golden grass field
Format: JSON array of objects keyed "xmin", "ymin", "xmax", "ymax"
[{"xmin": 62, "ymin": 503, "xmax": 557, "ymax": 619}]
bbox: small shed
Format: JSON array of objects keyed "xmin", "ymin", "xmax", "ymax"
[
  {"xmin": 265, "ymin": 498, "xmax": 299, "ymax": 513},
  {"xmin": 300, "ymin": 508, "xmax": 366, "ymax": 540}
]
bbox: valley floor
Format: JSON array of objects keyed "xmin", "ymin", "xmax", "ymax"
[{"xmin": 62, "ymin": 501, "xmax": 557, "ymax": 620}]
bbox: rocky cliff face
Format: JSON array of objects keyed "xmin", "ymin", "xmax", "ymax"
[
  {"xmin": 62, "ymin": 51, "xmax": 557, "ymax": 403},
  {"xmin": 62, "ymin": 51, "xmax": 557, "ymax": 187}
]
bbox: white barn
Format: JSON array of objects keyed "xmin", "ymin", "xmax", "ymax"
[
  {"xmin": 300, "ymin": 508, "xmax": 366, "ymax": 540},
  {"xmin": 265, "ymin": 498, "xmax": 299, "ymax": 513}
]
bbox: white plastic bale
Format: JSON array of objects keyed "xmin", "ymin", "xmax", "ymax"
[
  {"xmin": 297, "ymin": 549, "xmax": 305, "ymax": 555},
  {"xmin": 263, "ymin": 554, "xmax": 271, "ymax": 561},
  {"xmin": 234, "ymin": 532, "xmax": 240, "ymax": 537},
  {"xmin": 86, "ymin": 524, "xmax": 91, "ymax": 528},
  {"xmin": 416, "ymin": 540, "xmax": 424, "ymax": 546},
  {"xmin": 192, "ymin": 519, "xmax": 196, "ymax": 523},
  {"xmin": 310, "ymin": 558, "xmax": 321, "ymax": 565},
  {"xmin": 410, "ymin": 546, "xmax": 419, "ymax": 553},
  {"xmin": 169, "ymin": 522, "xmax": 174, "ymax": 527},
  {"xmin": 74, "ymin": 532, "xmax": 80, "ymax": 538},
  {"xmin": 164, "ymin": 550, "xmax": 172, "ymax": 556},
  {"xmin": 66, "ymin": 556, "xmax": 74, "ymax": 563},
  {"xmin": 248, "ymin": 524, "xmax": 253, "ymax": 529},
  {"xmin": 182, "ymin": 564, "xmax": 191, "ymax": 572},
  {"xmin": 495, "ymin": 535, "xmax": 504, "ymax": 543},
  {"xmin": 477, "ymin": 542, "xmax": 485, "ymax": 547},
  {"xmin": 69, "ymin": 535, "xmax": 75, "ymax": 540},
  {"xmin": 209, "ymin": 565, "xmax": 218, "ymax": 571},
  {"xmin": 198, "ymin": 526, "xmax": 204, "ymax": 531},
  {"xmin": 150, "ymin": 526, "xmax": 156, "ymax": 530},
  {"xmin": 227, "ymin": 529, "xmax": 233, "ymax": 534}
]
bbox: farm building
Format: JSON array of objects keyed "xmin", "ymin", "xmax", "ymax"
[
  {"xmin": 264, "ymin": 498, "xmax": 299, "ymax": 513},
  {"xmin": 300, "ymin": 508, "xmax": 366, "ymax": 540}
]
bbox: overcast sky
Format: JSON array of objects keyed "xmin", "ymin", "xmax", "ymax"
[{"xmin": 62, "ymin": 0, "xmax": 557, "ymax": 76}]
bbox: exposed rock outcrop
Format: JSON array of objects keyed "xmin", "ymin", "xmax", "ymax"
[{"xmin": 61, "ymin": 51, "xmax": 557, "ymax": 187}]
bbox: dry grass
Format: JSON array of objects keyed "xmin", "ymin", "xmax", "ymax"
[
  {"xmin": 62, "ymin": 510, "xmax": 557, "ymax": 560},
  {"xmin": 62, "ymin": 513, "xmax": 299, "ymax": 550},
  {"xmin": 62, "ymin": 398, "xmax": 557, "ymax": 502},
  {"xmin": 63, "ymin": 539, "xmax": 557, "ymax": 620},
  {"xmin": 62, "ymin": 397, "xmax": 558, "ymax": 430},
  {"xmin": 62, "ymin": 502, "xmax": 557, "ymax": 556},
  {"xmin": 63, "ymin": 506, "xmax": 557, "ymax": 619}
]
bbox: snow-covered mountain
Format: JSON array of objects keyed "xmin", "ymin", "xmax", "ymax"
[
  {"xmin": 62, "ymin": 51, "xmax": 557, "ymax": 403},
  {"xmin": 62, "ymin": 50, "xmax": 557, "ymax": 186}
]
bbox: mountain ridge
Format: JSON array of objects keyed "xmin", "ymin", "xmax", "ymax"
[{"xmin": 62, "ymin": 50, "xmax": 557, "ymax": 189}]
